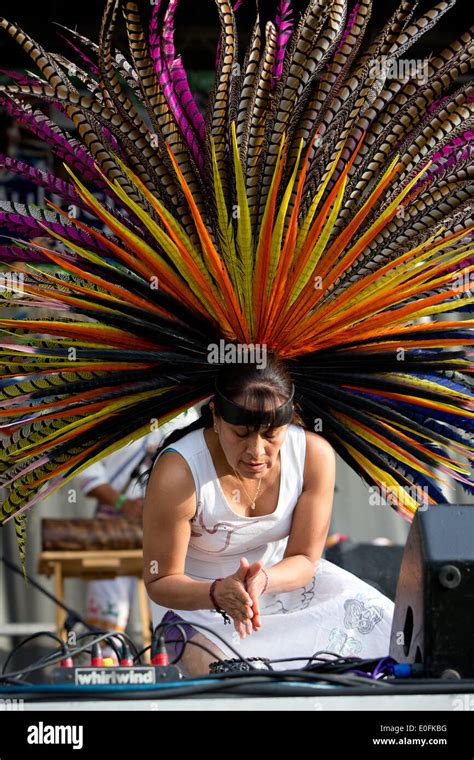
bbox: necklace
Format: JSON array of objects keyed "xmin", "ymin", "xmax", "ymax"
[{"xmin": 231, "ymin": 466, "xmax": 262, "ymax": 510}]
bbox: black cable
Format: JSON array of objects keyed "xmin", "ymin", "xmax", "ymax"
[
  {"xmin": 108, "ymin": 631, "xmax": 141, "ymax": 662},
  {"xmin": 74, "ymin": 631, "xmax": 121, "ymax": 662},
  {"xmin": 0, "ymin": 631, "xmax": 120, "ymax": 682},
  {"xmin": 151, "ymin": 620, "xmax": 262, "ymax": 671},
  {"xmin": 133, "ymin": 637, "xmax": 227, "ymax": 668},
  {"xmin": 132, "ymin": 645, "xmax": 152, "ymax": 663},
  {"xmin": 1, "ymin": 631, "xmax": 66, "ymax": 677},
  {"xmin": 141, "ymin": 622, "xmax": 188, "ymax": 665},
  {"xmin": 259, "ymin": 655, "xmax": 388, "ymax": 674},
  {"xmin": 0, "ymin": 671, "xmax": 379, "ymax": 700},
  {"xmin": 168, "ymin": 636, "xmax": 228, "ymax": 667},
  {"xmin": 38, "ymin": 629, "xmax": 141, "ymax": 667},
  {"xmin": 303, "ymin": 650, "xmax": 361, "ymax": 668},
  {"xmin": 79, "ymin": 629, "xmax": 142, "ymax": 662},
  {"xmin": 304, "ymin": 656, "xmax": 391, "ymax": 674},
  {"xmin": 0, "ymin": 629, "xmax": 368, "ymax": 686},
  {"xmin": 0, "ymin": 628, "xmax": 221, "ymax": 684},
  {"xmin": 0, "ymin": 674, "xmax": 32, "ymax": 686},
  {"xmin": 8, "ymin": 676, "xmax": 474, "ymax": 702},
  {"xmin": 160, "ymin": 622, "xmax": 188, "ymax": 665},
  {"xmin": 26, "ymin": 629, "xmax": 143, "ymax": 675}
]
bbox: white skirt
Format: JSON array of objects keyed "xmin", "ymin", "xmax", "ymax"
[{"xmin": 151, "ymin": 558, "xmax": 395, "ymax": 672}]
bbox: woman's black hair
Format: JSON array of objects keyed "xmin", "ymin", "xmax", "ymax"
[{"xmin": 140, "ymin": 353, "xmax": 302, "ymax": 487}]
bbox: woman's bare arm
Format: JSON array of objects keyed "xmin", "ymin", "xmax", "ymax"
[
  {"xmin": 262, "ymin": 431, "xmax": 336, "ymax": 594},
  {"xmin": 143, "ymin": 451, "xmax": 216, "ymax": 610}
]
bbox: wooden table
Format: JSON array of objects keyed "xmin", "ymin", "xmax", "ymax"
[{"xmin": 38, "ymin": 549, "xmax": 152, "ymax": 655}]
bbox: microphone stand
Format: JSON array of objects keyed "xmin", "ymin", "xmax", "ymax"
[{"xmin": 1, "ymin": 554, "xmax": 95, "ymax": 637}]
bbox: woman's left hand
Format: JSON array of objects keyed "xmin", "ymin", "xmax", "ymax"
[{"xmin": 244, "ymin": 560, "xmax": 267, "ymax": 632}]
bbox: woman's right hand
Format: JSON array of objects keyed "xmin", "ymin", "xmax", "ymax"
[{"xmin": 212, "ymin": 557, "xmax": 254, "ymax": 638}]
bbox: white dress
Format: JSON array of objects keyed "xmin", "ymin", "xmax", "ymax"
[{"xmin": 150, "ymin": 424, "xmax": 395, "ymax": 671}]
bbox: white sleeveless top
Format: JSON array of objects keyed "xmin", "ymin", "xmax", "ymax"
[
  {"xmin": 157, "ymin": 423, "xmax": 306, "ymax": 580},
  {"xmin": 149, "ymin": 423, "xmax": 395, "ymax": 667}
]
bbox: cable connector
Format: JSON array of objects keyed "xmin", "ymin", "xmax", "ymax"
[
  {"xmin": 120, "ymin": 642, "xmax": 134, "ymax": 667},
  {"xmin": 91, "ymin": 642, "xmax": 104, "ymax": 667},
  {"xmin": 151, "ymin": 634, "xmax": 169, "ymax": 666},
  {"xmin": 59, "ymin": 645, "xmax": 74, "ymax": 668}
]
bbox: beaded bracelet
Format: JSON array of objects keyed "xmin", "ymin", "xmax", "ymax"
[
  {"xmin": 209, "ymin": 578, "xmax": 231, "ymax": 624},
  {"xmin": 114, "ymin": 493, "xmax": 128, "ymax": 512}
]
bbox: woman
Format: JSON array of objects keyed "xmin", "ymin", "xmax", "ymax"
[{"xmin": 143, "ymin": 356, "xmax": 394, "ymax": 675}]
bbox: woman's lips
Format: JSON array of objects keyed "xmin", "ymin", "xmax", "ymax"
[{"xmin": 243, "ymin": 461, "xmax": 266, "ymax": 469}]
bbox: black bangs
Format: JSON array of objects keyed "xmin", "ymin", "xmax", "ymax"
[
  {"xmin": 231, "ymin": 385, "xmax": 285, "ymax": 431},
  {"xmin": 212, "ymin": 354, "xmax": 296, "ymax": 429}
]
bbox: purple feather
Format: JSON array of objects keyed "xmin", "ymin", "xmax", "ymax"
[
  {"xmin": 411, "ymin": 129, "xmax": 474, "ymax": 192},
  {"xmin": 428, "ymin": 95, "xmax": 451, "ymax": 114},
  {"xmin": 47, "ymin": 100, "xmax": 128, "ymax": 171},
  {"xmin": 0, "ymin": 96, "xmax": 131, "ymax": 210},
  {"xmin": 149, "ymin": 2, "xmax": 204, "ymax": 171},
  {"xmin": 430, "ymin": 129, "xmax": 474, "ymax": 170},
  {"xmin": 0, "ymin": 203, "xmax": 112, "ymax": 255},
  {"xmin": 0, "ymin": 152, "xmax": 144, "ymax": 241},
  {"xmin": 55, "ymin": 31, "xmax": 101, "ymax": 78},
  {"xmin": 0, "ymin": 69, "xmax": 40, "ymax": 87},
  {"xmin": 162, "ymin": 0, "xmax": 206, "ymax": 141},
  {"xmin": 0, "ymin": 154, "xmax": 84, "ymax": 208},
  {"xmin": 0, "ymin": 96, "xmax": 98, "ymax": 184},
  {"xmin": 169, "ymin": 57, "xmax": 206, "ymax": 141},
  {"xmin": 0, "ymin": 244, "xmax": 50, "ymax": 263},
  {"xmin": 98, "ymin": 123, "xmax": 128, "ymax": 162},
  {"xmin": 271, "ymin": 0, "xmax": 295, "ymax": 89}
]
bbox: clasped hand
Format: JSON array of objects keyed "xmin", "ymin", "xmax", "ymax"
[{"xmin": 214, "ymin": 556, "xmax": 268, "ymax": 639}]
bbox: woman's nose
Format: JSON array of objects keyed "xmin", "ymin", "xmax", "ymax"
[{"xmin": 246, "ymin": 436, "xmax": 265, "ymax": 457}]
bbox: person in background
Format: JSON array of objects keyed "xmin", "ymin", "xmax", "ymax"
[{"xmin": 75, "ymin": 407, "xmax": 200, "ymax": 661}]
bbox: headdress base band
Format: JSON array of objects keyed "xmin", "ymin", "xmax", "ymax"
[{"xmin": 213, "ymin": 382, "xmax": 295, "ymax": 427}]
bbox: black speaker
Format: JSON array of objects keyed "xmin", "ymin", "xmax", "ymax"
[{"xmin": 389, "ymin": 504, "xmax": 474, "ymax": 678}]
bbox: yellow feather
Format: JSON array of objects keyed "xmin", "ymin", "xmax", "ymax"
[
  {"xmin": 210, "ymin": 135, "xmax": 244, "ymax": 302},
  {"xmin": 290, "ymin": 175, "xmax": 348, "ymax": 306},
  {"xmin": 267, "ymin": 139, "xmax": 304, "ymax": 293}
]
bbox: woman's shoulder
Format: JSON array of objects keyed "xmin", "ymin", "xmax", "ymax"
[
  {"xmin": 146, "ymin": 447, "xmax": 197, "ymax": 524},
  {"xmin": 149, "ymin": 434, "xmax": 199, "ymax": 504},
  {"xmin": 154, "ymin": 427, "xmax": 210, "ymax": 476},
  {"xmin": 160, "ymin": 426, "xmax": 204, "ymax": 454},
  {"xmin": 302, "ymin": 428, "xmax": 335, "ymax": 455},
  {"xmin": 302, "ymin": 429, "xmax": 336, "ymax": 483},
  {"xmin": 287, "ymin": 423, "xmax": 332, "ymax": 454}
]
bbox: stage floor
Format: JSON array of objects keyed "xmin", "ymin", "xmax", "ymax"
[{"xmin": 17, "ymin": 693, "xmax": 473, "ymax": 710}]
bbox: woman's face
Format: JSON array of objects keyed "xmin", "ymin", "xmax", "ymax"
[{"xmin": 211, "ymin": 396, "xmax": 289, "ymax": 478}]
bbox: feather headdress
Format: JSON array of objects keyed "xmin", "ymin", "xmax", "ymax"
[{"xmin": 0, "ymin": 0, "xmax": 473, "ymax": 575}]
